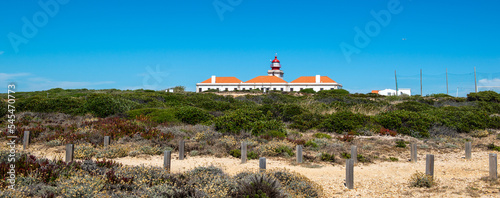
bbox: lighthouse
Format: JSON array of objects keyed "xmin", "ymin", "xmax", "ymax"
[{"xmin": 267, "ymin": 55, "xmax": 284, "ymax": 79}]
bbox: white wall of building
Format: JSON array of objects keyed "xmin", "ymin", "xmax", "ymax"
[{"xmin": 378, "ymin": 88, "xmax": 411, "ymax": 96}]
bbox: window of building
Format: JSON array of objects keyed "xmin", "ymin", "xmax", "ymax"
[
  {"xmin": 208, "ymin": 88, "xmax": 211, "ymax": 90},
  {"xmin": 249, "ymin": 88, "xmax": 252, "ymax": 90},
  {"xmin": 290, "ymin": 88, "xmax": 294, "ymax": 91},
  {"xmin": 199, "ymin": 88, "xmax": 202, "ymax": 92},
  {"xmin": 242, "ymin": 88, "xmax": 246, "ymax": 90},
  {"xmin": 281, "ymin": 88, "xmax": 284, "ymax": 91},
  {"xmin": 216, "ymin": 88, "xmax": 219, "ymax": 91},
  {"xmin": 330, "ymin": 88, "xmax": 334, "ymax": 90},
  {"xmin": 273, "ymin": 88, "xmax": 276, "ymax": 91},
  {"xmin": 300, "ymin": 88, "xmax": 303, "ymax": 91},
  {"xmin": 267, "ymin": 88, "xmax": 270, "ymax": 91},
  {"xmin": 225, "ymin": 88, "xmax": 228, "ymax": 91},
  {"xmin": 320, "ymin": 88, "xmax": 324, "ymax": 91}
]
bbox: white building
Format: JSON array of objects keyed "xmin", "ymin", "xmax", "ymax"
[
  {"xmin": 196, "ymin": 55, "xmax": 343, "ymax": 92},
  {"xmin": 372, "ymin": 88, "xmax": 411, "ymax": 96}
]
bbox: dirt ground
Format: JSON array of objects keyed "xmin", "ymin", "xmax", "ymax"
[{"xmin": 17, "ymin": 142, "xmax": 500, "ymax": 198}]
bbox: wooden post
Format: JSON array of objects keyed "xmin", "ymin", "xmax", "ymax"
[
  {"xmin": 411, "ymin": 143, "xmax": 418, "ymax": 163},
  {"xmin": 351, "ymin": 145, "xmax": 357, "ymax": 164},
  {"xmin": 426, "ymin": 154, "xmax": 434, "ymax": 177},
  {"xmin": 241, "ymin": 142, "xmax": 247, "ymax": 164},
  {"xmin": 346, "ymin": 159, "xmax": 354, "ymax": 189},
  {"xmin": 465, "ymin": 142, "xmax": 471, "ymax": 160},
  {"xmin": 23, "ymin": 131, "xmax": 30, "ymax": 150},
  {"xmin": 104, "ymin": 136, "xmax": 110, "ymax": 148},
  {"xmin": 65, "ymin": 144, "xmax": 74, "ymax": 163},
  {"xmin": 490, "ymin": 153, "xmax": 498, "ymax": 180},
  {"xmin": 179, "ymin": 140, "xmax": 185, "ymax": 160},
  {"xmin": 296, "ymin": 145, "xmax": 303, "ymax": 163},
  {"xmin": 259, "ymin": 157, "xmax": 266, "ymax": 172},
  {"xmin": 164, "ymin": 150, "xmax": 171, "ymax": 172}
]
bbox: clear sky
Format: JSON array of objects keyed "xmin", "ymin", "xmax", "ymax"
[{"xmin": 1, "ymin": 0, "xmax": 499, "ymax": 96}]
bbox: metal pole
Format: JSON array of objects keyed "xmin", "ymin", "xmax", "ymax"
[
  {"xmin": 420, "ymin": 69, "xmax": 423, "ymax": 96},
  {"xmin": 474, "ymin": 67, "xmax": 477, "ymax": 93},
  {"xmin": 446, "ymin": 68, "xmax": 449, "ymax": 95},
  {"xmin": 395, "ymin": 70, "xmax": 398, "ymax": 96}
]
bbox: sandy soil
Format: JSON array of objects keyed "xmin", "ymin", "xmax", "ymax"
[{"xmin": 16, "ymin": 142, "xmax": 500, "ymax": 197}]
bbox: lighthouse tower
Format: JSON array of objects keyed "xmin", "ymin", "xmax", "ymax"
[{"xmin": 267, "ymin": 55, "xmax": 284, "ymax": 79}]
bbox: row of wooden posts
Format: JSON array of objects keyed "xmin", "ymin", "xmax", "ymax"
[{"xmin": 20, "ymin": 131, "xmax": 498, "ymax": 189}]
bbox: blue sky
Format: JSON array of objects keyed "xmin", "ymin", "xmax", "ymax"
[{"xmin": 1, "ymin": 0, "xmax": 499, "ymax": 96}]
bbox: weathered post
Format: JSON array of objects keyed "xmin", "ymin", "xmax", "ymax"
[
  {"xmin": 346, "ymin": 159, "xmax": 354, "ymax": 189},
  {"xmin": 259, "ymin": 157, "xmax": 266, "ymax": 172},
  {"xmin": 241, "ymin": 142, "xmax": 247, "ymax": 164},
  {"xmin": 23, "ymin": 131, "xmax": 30, "ymax": 150},
  {"xmin": 465, "ymin": 142, "xmax": 472, "ymax": 160},
  {"xmin": 411, "ymin": 143, "xmax": 418, "ymax": 163},
  {"xmin": 426, "ymin": 154, "xmax": 434, "ymax": 177},
  {"xmin": 351, "ymin": 145, "xmax": 357, "ymax": 164},
  {"xmin": 104, "ymin": 136, "xmax": 110, "ymax": 148},
  {"xmin": 490, "ymin": 153, "xmax": 498, "ymax": 180},
  {"xmin": 296, "ymin": 145, "xmax": 303, "ymax": 163},
  {"xmin": 164, "ymin": 150, "xmax": 171, "ymax": 172},
  {"xmin": 65, "ymin": 144, "xmax": 74, "ymax": 163},
  {"xmin": 179, "ymin": 140, "xmax": 185, "ymax": 160}
]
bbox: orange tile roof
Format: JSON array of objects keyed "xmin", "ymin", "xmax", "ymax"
[
  {"xmin": 371, "ymin": 90, "xmax": 380, "ymax": 94},
  {"xmin": 290, "ymin": 76, "xmax": 337, "ymax": 83},
  {"xmin": 245, "ymin": 76, "xmax": 288, "ymax": 83},
  {"xmin": 200, "ymin": 77, "xmax": 243, "ymax": 83}
]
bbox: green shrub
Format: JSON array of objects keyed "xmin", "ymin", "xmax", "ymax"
[
  {"xmin": 395, "ymin": 140, "xmax": 407, "ymax": 148},
  {"xmin": 229, "ymin": 149, "xmax": 241, "ymax": 158},
  {"xmin": 467, "ymin": 91, "xmax": 500, "ymax": 103},
  {"xmin": 95, "ymin": 144, "xmax": 129, "ymax": 158},
  {"xmin": 389, "ymin": 157, "xmax": 398, "ymax": 161},
  {"xmin": 320, "ymin": 153, "xmax": 335, "ymax": 162},
  {"xmin": 376, "ymin": 110, "xmax": 434, "ymax": 137},
  {"xmin": 304, "ymin": 140, "xmax": 318, "ymax": 148},
  {"xmin": 341, "ymin": 152, "xmax": 351, "ymax": 159},
  {"xmin": 313, "ymin": 133, "xmax": 332, "ymax": 139},
  {"xmin": 299, "ymin": 88, "xmax": 316, "ymax": 94},
  {"xmin": 320, "ymin": 111, "xmax": 368, "ymax": 133},
  {"xmin": 0, "ymin": 100, "xmax": 7, "ymax": 118},
  {"xmin": 316, "ymin": 89, "xmax": 350, "ymax": 97},
  {"xmin": 395, "ymin": 101, "xmax": 434, "ymax": 112},
  {"xmin": 261, "ymin": 130, "xmax": 287, "ymax": 139},
  {"xmin": 290, "ymin": 112, "xmax": 324, "ymax": 132},
  {"xmin": 269, "ymin": 169, "xmax": 322, "ymax": 197},
  {"xmin": 126, "ymin": 108, "xmax": 178, "ymax": 123},
  {"xmin": 248, "ymin": 151, "xmax": 259, "ymax": 160},
  {"xmin": 214, "ymin": 109, "xmax": 285, "ymax": 136},
  {"xmin": 83, "ymin": 94, "xmax": 136, "ymax": 117},
  {"xmin": 487, "ymin": 143, "xmax": 500, "ymax": 152},
  {"xmin": 408, "ymin": 171, "xmax": 435, "ymax": 188},
  {"xmin": 175, "ymin": 106, "xmax": 213, "ymax": 125},
  {"xmin": 74, "ymin": 144, "xmax": 97, "ymax": 160},
  {"xmin": 232, "ymin": 173, "xmax": 285, "ymax": 198}
]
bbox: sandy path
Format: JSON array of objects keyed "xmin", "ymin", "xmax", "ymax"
[{"xmin": 13, "ymin": 143, "xmax": 500, "ymax": 197}]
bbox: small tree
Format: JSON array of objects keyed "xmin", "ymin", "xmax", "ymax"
[{"xmin": 173, "ymin": 86, "xmax": 185, "ymax": 93}]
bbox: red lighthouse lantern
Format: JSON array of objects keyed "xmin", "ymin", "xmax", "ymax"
[{"xmin": 270, "ymin": 56, "xmax": 281, "ymax": 70}]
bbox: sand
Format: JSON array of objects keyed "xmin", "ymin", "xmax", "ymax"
[{"xmin": 17, "ymin": 142, "xmax": 500, "ymax": 197}]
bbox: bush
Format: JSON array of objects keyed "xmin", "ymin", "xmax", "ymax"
[
  {"xmin": 0, "ymin": 100, "xmax": 8, "ymax": 118},
  {"xmin": 313, "ymin": 133, "xmax": 332, "ymax": 139},
  {"xmin": 315, "ymin": 89, "xmax": 350, "ymax": 97},
  {"xmin": 74, "ymin": 144, "xmax": 97, "ymax": 160},
  {"xmin": 269, "ymin": 169, "xmax": 322, "ymax": 197},
  {"xmin": 389, "ymin": 157, "xmax": 398, "ymax": 161},
  {"xmin": 305, "ymin": 140, "xmax": 318, "ymax": 148},
  {"xmin": 376, "ymin": 110, "xmax": 434, "ymax": 137},
  {"xmin": 229, "ymin": 149, "xmax": 241, "ymax": 158},
  {"xmin": 395, "ymin": 101, "xmax": 434, "ymax": 112},
  {"xmin": 395, "ymin": 140, "xmax": 407, "ymax": 148},
  {"xmin": 83, "ymin": 94, "xmax": 136, "ymax": 117},
  {"xmin": 214, "ymin": 109, "xmax": 285, "ymax": 136},
  {"xmin": 408, "ymin": 171, "xmax": 435, "ymax": 188},
  {"xmin": 232, "ymin": 173, "xmax": 285, "ymax": 198},
  {"xmin": 320, "ymin": 153, "xmax": 335, "ymax": 162},
  {"xmin": 320, "ymin": 111, "xmax": 368, "ymax": 133},
  {"xmin": 259, "ymin": 140, "xmax": 295, "ymax": 157},
  {"xmin": 126, "ymin": 108, "xmax": 178, "ymax": 124},
  {"xmin": 95, "ymin": 144, "xmax": 129, "ymax": 158},
  {"xmin": 175, "ymin": 106, "xmax": 213, "ymax": 125},
  {"xmin": 467, "ymin": 91, "xmax": 500, "ymax": 103},
  {"xmin": 248, "ymin": 151, "xmax": 259, "ymax": 160},
  {"xmin": 290, "ymin": 113, "xmax": 324, "ymax": 132},
  {"xmin": 299, "ymin": 88, "xmax": 316, "ymax": 94}
]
